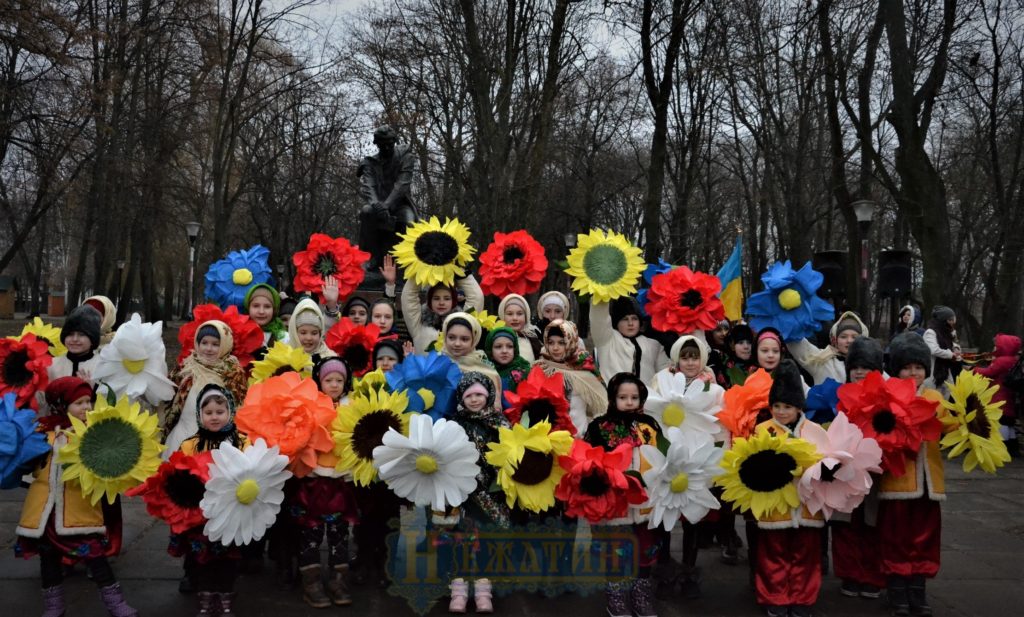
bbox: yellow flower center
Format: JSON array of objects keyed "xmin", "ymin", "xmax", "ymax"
[
  {"xmin": 235, "ymin": 479, "xmax": 261, "ymax": 504},
  {"xmin": 662, "ymin": 403, "xmax": 686, "ymax": 427},
  {"xmin": 121, "ymin": 358, "xmax": 146, "ymax": 374},
  {"xmin": 232, "ymin": 268, "xmax": 254, "ymax": 286},
  {"xmin": 777, "ymin": 288, "xmax": 802, "ymax": 310},
  {"xmin": 670, "ymin": 472, "xmax": 690, "ymax": 493},
  {"xmin": 418, "ymin": 388, "xmax": 436, "ymax": 411},
  {"xmin": 415, "ymin": 454, "xmax": 439, "ymax": 474}
]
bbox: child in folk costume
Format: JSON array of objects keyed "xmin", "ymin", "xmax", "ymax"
[
  {"xmin": 83, "ymin": 295, "xmax": 117, "ymax": 346},
  {"xmin": 16, "ymin": 377, "xmax": 139, "ymax": 617},
  {"xmin": 440, "ymin": 312, "xmax": 502, "ymax": 410},
  {"xmin": 717, "ymin": 323, "xmax": 756, "ymax": 388},
  {"xmin": 243, "ymin": 283, "xmax": 288, "ymax": 350},
  {"xmin": 786, "ymin": 311, "xmax": 869, "ymax": 385},
  {"xmin": 536, "ymin": 319, "xmax": 606, "ymax": 435},
  {"xmin": 590, "ymin": 296, "xmax": 670, "ymax": 387},
  {"xmin": 372, "ymin": 338, "xmax": 405, "ymax": 373},
  {"xmin": 497, "ymin": 293, "xmax": 541, "ymax": 361},
  {"xmin": 286, "ymin": 298, "xmax": 337, "ymax": 363},
  {"xmin": 401, "ymin": 274, "xmax": 484, "ymax": 354},
  {"xmin": 484, "ymin": 326, "xmax": 532, "ymax": 407},
  {"xmin": 47, "ymin": 305, "xmax": 103, "ymax": 382},
  {"xmin": 279, "ymin": 297, "xmax": 297, "ymax": 329},
  {"xmin": 974, "ymin": 333, "xmax": 1022, "ymax": 456}
]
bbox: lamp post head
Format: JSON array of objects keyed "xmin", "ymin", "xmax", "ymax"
[
  {"xmin": 116, "ymin": 259, "xmax": 125, "ymax": 271},
  {"xmin": 564, "ymin": 232, "xmax": 577, "ymax": 249},
  {"xmin": 851, "ymin": 199, "xmax": 875, "ymax": 225},
  {"xmin": 276, "ymin": 263, "xmax": 285, "ymax": 276},
  {"xmin": 185, "ymin": 221, "xmax": 201, "ymax": 247}
]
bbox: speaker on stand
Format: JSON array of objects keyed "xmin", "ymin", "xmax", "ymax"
[
  {"xmin": 812, "ymin": 250, "xmax": 848, "ymax": 322},
  {"xmin": 878, "ymin": 249, "xmax": 913, "ymax": 336}
]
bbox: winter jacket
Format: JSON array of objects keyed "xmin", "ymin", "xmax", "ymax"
[
  {"xmin": 974, "ymin": 334, "xmax": 1022, "ymax": 420},
  {"xmin": 787, "ymin": 312, "xmax": 870, "ymax": 385},
  {"xmin": 589, "ymin": 302, "xmax": 670, "ymax": 387},
  {"xmin": 878, "ymin": 388, "xmax": 949, "ymax": 501},
  {"xmin": 753, "ymin": 417, "xmax": 826, "ymax": 529},
  {"xmin": 18, "ymin": 431, "xmax": 106, "ymax": 538}
]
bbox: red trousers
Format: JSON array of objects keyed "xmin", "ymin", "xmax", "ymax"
[
  {"xmin": 831, "ymin": 509, "xmax": 884, "ymax": 587},
  {"xmin": 877, "ymin": 497, "xmax": 941, "ymax": 577},
  {"xmin": 755, "ymin": 526, "xmax": 821, "ymax": 607}
]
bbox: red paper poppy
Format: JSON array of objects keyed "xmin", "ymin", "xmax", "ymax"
[
  {"xmin": 837, "ymin": 371, "xmax": 942, "ymax": 477},
  {"xmin": 555, "ymin": 440, "xmax": 646, "ymax": 523},
  {"xmin": 478, "ymin": 230, "xmax": 548, "ymax": 297},
  {"xmin": 292, "ymin": 234, "xmax": 369, "ymax": 303},
  {"xmin": 0, "ymin": 334, "xmax": 52, "ymax": 410},
  {"xmin": 718, "ymin": 368, "xmax": 773, "ymax": 440},
  {"xmin": 504, "ymin": 366, "xmax": 574, "ymax": 433},
  {"xmin": 125, "ymin": 450, "xmax": 213, "ymax": 534},
  {"xmin": 645, "ymin": 266, "xmax": 725, "ymax": 334},
  {"xmin": 177, "ymin": 304, "xmax": 264, "ymax": 368},
  {"xmin": 325, "ymin": 318, "xmax": 380, "ymax": 378}
]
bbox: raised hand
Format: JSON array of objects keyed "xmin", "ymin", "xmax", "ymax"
[
  {"xmin": 380, "ymin": 254, "xmax": 397, "ymax": 285},
  {"xmin": 322, "ymin": 275, "xmax": 340, "ymax": 306}
]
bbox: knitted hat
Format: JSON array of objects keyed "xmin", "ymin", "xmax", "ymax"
[
  {"xmin": 196, "ymin": 324, "xmax": 221, "ymax": 343},
  {"xmin": 45, "ymin": 376, "xmax": 95, "ymax": 411},
  {"xmin": 727, "ymin": 323, "xmax": 755, "ymax": 346},
  {"xmin": 456, "ymin": 371, "xmax": 496, "ymax": 410},
  {"xmin": 669, "ymin": 334, "xmax": 709, "ymax": 367},
  {"xmin": 769, "ymin": 359, "xmax": 805, "ymax": 409},
  {"xmin": 887, "ymin": 332, "xmax": 932, "ymax": 378},
  {"xmin": 442, "ymin": 312, "xmax": 482, "ymax": 347},
  {"xmin": 244, "ymin": 284, "xmax": 280, "ymax": 313},
  {"xmin": 610, "ymin": 296, "xmax": 642, "ymax": 328},
  {"xmin": 373, "ymin": 339, "xmax": 404, "ymax": 363},
  {"xmin": 313, "ymin": 356, "xmax": 350, "ymax": 390},
  {"xmin": 343, "ymin": 296, "xmax": 371, "ymax": 317},
  {"xmin": 606, "ymin": 372, "xmax": 649, "ymax": 411},
  {"xmin": 845, "ymin": 336, "xmax": 884, "ymax": 376},
  {"xmin": 61, "ymin": 305, "xmax": 102, "ymax": 350},
  {"xmin": 931, "ymin": 305, "xmax": 955, "ymax": 322}
]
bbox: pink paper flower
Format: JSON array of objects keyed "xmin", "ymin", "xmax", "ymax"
[{"xmin": 797, "ymin": 412, "xmax": 882, "ymax": 518}]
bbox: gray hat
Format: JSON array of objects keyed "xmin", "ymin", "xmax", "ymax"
[{"xmin": 931, "ymin": 305, "xmax": 955, "ymax": 322}]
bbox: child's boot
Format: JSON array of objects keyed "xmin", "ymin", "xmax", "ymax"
[
  {"xmin": 41, "ymin": 585, "xmax": 65, "ymax": 617},
  {"xmin": 98, "ymin": 583, "xmax": 139, "ymax": 617},
  {"xmin": 630, "ymin": 577, "xmax": 657, "ymax": 617},
  {"xmin": 605, "ymin": 580, "xmax": 631, "ymax": 617},
  {"xmin": 300, "ymin": 565, "xmax": 332, "ymax": 609},
  {"xmin": 449, "ymin": 578, "xmax": 469, "ymax": 613},
  {"xmin": 326, "ymin": 564, "xmax": 353, "ymax": 606},
  {"xmin": 196, "ymin": 591, "xmax": 216, "ymax": 616},
  {"xmin": 217, "ymin": 592, "xmax": 236, "ymax": 616},
  {"xmin": 907, "ymin": 576, "xmax": 932, "ymax": 616},
  {"xmin": 473, "ymin": 578, "xmax": 493, "ymax": 613},
  {"xmin": 887, "ymin": 576, "xmax": 910, "ymax": 617}
]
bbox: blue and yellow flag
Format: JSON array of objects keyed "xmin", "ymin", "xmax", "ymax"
[{"xmin": 716, "ymin": 236, "xmax": 743, "ymax": 322}]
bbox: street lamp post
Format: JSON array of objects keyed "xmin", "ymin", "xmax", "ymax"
[
  {"xmin": 185, "ymin": 221, "xmax": 201, "ymax": 318},
  {"xmin": 115, "ymin": 259, "xmax": 126, "ymax": 310},
  {"xmin": 851, "ymin": 199, "xmax": 875, "ymax": 317},
  {"xmin": 276, "ymin": 263, "xmax": 286, "ymax": 292}
]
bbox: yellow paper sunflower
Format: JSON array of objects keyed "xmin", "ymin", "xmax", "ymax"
[
  {"xmin": 351, "ymin": 369, "xmax": 388, "ymax": 399},
  {"xmin": 485, "ymin": 420, "xmax": 574, "ymax": 513},
  {"xmin": 16, "ymin": 317, "xmax": 66, "ymax": 357},
  {"xmin": 331, "ymin": 388, "xmax": 412, "ymax": 486},
  {"xmin": 715, "ymin": 428, "xmax": 820, "ymax": 519},
  {"xmin": 391, "ymin": 216, "xmax": 476, "ymax": 287},
  {"xmin": 248, "ymin": 341, "xmax": 313, "ymax": 385},
  {"xmin": 940, "ymin": 371, "xmax": 1010, "ymax": 473},
  {"xmin": 564, "ymin": 229, "xmax": 645, "ymax": 302},
  {"xmin": 59, "ymin": 395, "xmax": 164, "ymax": 505}
]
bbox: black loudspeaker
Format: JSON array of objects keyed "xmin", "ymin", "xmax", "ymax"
[
  {"xmin": 878, "ymin": 249, "xmax": 912, "ymax": 298},
  {"xmin": 812, "ymin": 251, "xmax": 847, "ymax": 299}
]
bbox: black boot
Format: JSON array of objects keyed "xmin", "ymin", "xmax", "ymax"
[
  {"xmin": 908, "ymin": 576, "xmax": 932, "ymax": 616},
  {"xmin": 887, "ymin": 576, "xmax": 910, "ymax": 617}
]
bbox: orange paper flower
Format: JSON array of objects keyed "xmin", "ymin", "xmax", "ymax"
[{"xmin": 718, "ymin": 368, "xmax": 773, "ymax": 440}]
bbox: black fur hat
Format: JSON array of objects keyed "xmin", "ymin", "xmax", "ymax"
[
  {"xmin": 61, "ymin": 305, "xmax": 102, "ymax": 350},
  {"xmin": 887, "ymin": 332, "xmax": 931, "ymax": 378},
  {"xmin": 845, "ymin": 336, "xmax": 884, "ymax": 377},
  {"xmin": 610, "ymin": 296, "xmax": 642, "ymax": 329},
  {"xmin": 769, "ymin": 359, "xmax": 805, "ymax": 409}
]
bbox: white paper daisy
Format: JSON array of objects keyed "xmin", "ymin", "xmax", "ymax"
[
  {"xmin": 646, "ymin": 371, "xmax": 724, "ymax": 437},
  {"xmin": 200, "ymin": 438, "xmax": 291, "ymax": 546},
  {"xmin": 373, "ymin": 414, "xmax": 480, "ymax": 510},
  {"xmin": 640, "ymin": 427, "xmax": 723, "ymax": 531},
  {"xmin": 92, "ymin": 313, "xmax": 175, "ymax": 407}
]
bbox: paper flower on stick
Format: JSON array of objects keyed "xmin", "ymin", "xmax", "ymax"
[
  {"xmin": 485, "ymin": 420, "xmax": 574, "ymax": 513},
  {"xmin": 126, "ymin": 450, "xmax": 213, "ymax": 534},
  {"xmin": 554, "ymin": 440, "xmax": 647, "ymax": 523},
  {"xmin": 716, "ymin": 428, "xmax": 820, "ymax": 519},
  {"xmin": 746, "ymin": 260, "xmax": 835, "ymax": 341},
  {"xmin": 804, "ymin": 378, "xmax": 841, "ymax": 425},
  {"xmin": 636, "ymin": 259, "xmax": 674, "ymax": 315},
  {"xmin": 564, "ymin": 229, "xmax": 645, "ymax": 303},
  {"xmin": 504, "ymin": 366, "xmax": 574, "ymax": 433},
  {"xmin": 204, "ymin": 244, "xmax": 274, "ymax": 310},
  {"xmin": 385, "ymin": 352, "xmax": 461, "ymax": 420},
  {"xmin": 292, "ymin": 233, "xmax": 369, "ymax": 303},
  {"xmin": 797, "ymin": 413, "xmax": 882, "ymax": 518},
  {"xmin": 331, "ymin": 388, "xmax": 412, "ymax": 486},
  {"xmin": 717, "ymin": 368, "xmax": 773, "ymax": 440},
  {"xmin": 640, "ymin": 427, "xmax": 723, "ymax": 530},
  {"xmin": 16, "ymin": 317, "xmax": 66, "ymax": 357},
  {"xmin": 248, "ymin": 342, "xmax": 313, "ymax": 385},
  {"xmin": 940, "ymin": 371, "xmax": 1010, "ymax": 473},
  {"xmin": 177, "ymin": 304, "xmax": 264, "ymax": 367},
  {"xmin": 0, "ymin": 393, "xmax": 50, "ymax": 489},
  {"xmin": 478, "ymin": 230, "xmax": 548, "ymax": 297},
  {"xmin": 646, "ymin": 371, "xmax": 723, "ymax": 436},
  {"xmin": 352, "ymin": 369, "xmax": 388, "ymax": 398},
  {"xmin": 325, "ymin": 318, "xmax": 380, "ymax": 378},
  {"xmin": 0, "ymin": 334, "xmax": 52, "ymax": 410},
  {"xmin": 645, "ymin": 266, "xmax": 725, "ymax": 334},
  {"xmin": 391, "ymin": 216, "xmax": 476, "ymax": 287},
  {"xmin": 92, "ymin": 314, "xmax": 175, "ymax": 407}
]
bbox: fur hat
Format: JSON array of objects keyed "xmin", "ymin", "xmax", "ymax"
[
  {"xmin": 727, "ymin": 323, "xmax": 755, "ymax": 346},
  {"xmin": 845, "ymin": 336, "xmax": 884, "ymax": 376},
  {"xmin": 769, "ymin": 359, "xmax": 805, "ymax": 409},
  {"xmin": 61, "ymin": 305, "xmax": 102, "ymax": 350},
  {"xmin": 887, "ymin": 332, "xmax": 932, "ymax": 378},
  {"xmin": 610, "ymin": 296, "xmax": 642, "ymax": 329}
]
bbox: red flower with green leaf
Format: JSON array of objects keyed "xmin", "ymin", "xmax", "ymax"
[
  {"xmin": 555, "ymin": 440, "xmax": 647, "ymax": 523},
  {"xmin": 0, "ymin": 334, "xmax": 52, "ymax": 410},
  {"xmin": 292, "ymin": 234, "xmax": 369, "ymax": 303},
  {"xmin": 504, "ymin": 365, "xmax": 573, "ymax": 432}
]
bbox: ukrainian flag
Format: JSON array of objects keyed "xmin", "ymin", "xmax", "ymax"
[{"xmin": 716, "ymin": 236, "xmax": 743, "ymax": 322}]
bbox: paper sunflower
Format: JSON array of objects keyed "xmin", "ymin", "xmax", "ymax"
[
  {"xmin": 478, "ymin": 230, "xmax": 548, "ymax": 297},
  {"xmin": 746, "ymin": 260, "xmax": 835, "ymax": 342},
  {"xmin": 385, "ymin": 352, "xmax": 461, "ymax": 420},
  {"xmin": 92, "ymin": 314, "xmax": 175, "ymax": 407},
  {"xmin": 640, "ymin": 427, "xmax": 723, "ymax": 530},
  {"xmin": 503, "ymin": 366, "xmax": 574, "ymax": 433},
  {"xmin": 804, "ymin": 378, "xmax": 841, "ymax": 425},
  {"xmin": 716, "ymin": 428, "xmax": 820, "ymax": 519},
  {"xmin": 17, "ymin": 317, "xmax": 66, "ymax": 357},
  {"xmin": 717, "ymin": 368, "xmax": 773, "ymax": 440},
  {"xmin": 485, "ymin": 420, "xmax": 574, "ymax": 513},
  {"xmin": 373, "ymin": 414, "xmax": 480, "ymax": 510},
  {"xmin": 554, "ymin": 440, "xmax": 646, "ymax": 523},
  {"xmin": 646, "ymin": 371, "xmax": 723, "ymax": 436},
  {"xmin": 292, "ymin": 233, "xmax": 370, "ymax": 303},
  {"xmin": 125, "ymin": 450, "xmax": 213, "ymax": 533},
  {"xmin": 636, "ymin": 259, "xmax": 674, "ymax": 315},
  {"xmin": 248, "ymin": 341, "xmax": 313, "ymax": 385},
  {"xmin": 58, "ymin": 395, "xmax": 164, "ymax": 505},
  {"xmin": 837, "ymin": 372, "xmax": 942, "ymax": 477},
  {"xmin": 204, "ymin": 244, "xmax": 274, "ymax": 310},
  {"xmin": 325, "ymin": 318, "xmax": 380, "ymax": 378},
  {"xmin": 331, "ymin": 388, "xmax": 412, "ymax": 486},
  {"xmin": 391, "ymin": 216, "xmax": 476, "ymax": 287},
  {"xmin": 645, "ymin": 266, "xmax": 725, "ymax": 334},
  {"xmin": 235, "ymin": 372, "xmax": 337, "ymax": 478},
  {"xmin": 201, "ymin": 438, "xmax": 292, "ymax": 546},
  {"xmin": 797, "ymin": 413, "xmax": 882, "ymax": 518},
  {"xmin": 177, "ymin": 304, "xmax": 264, "ymax": 367},
  {"xmin": 352, "ymin": 369, "xmax": 388, "ymax": 398},
  {"xmin": 0, "ymin": 333, "xmax": 52, "ymax": 410},
  {"xmin": 564, "ymin": 229, "xmax": 645, "ymax": 303},
  {"xmin": 0, "ymin": 393, "xmax": 50, "ymax": 489},
  {"xmin": 939, "ymin": 371, "xmax": 1010, "ymax": 473}
]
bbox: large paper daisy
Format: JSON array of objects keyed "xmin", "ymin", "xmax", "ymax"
[
  {"xmin": 235, "ymin": 372, "xmax": 336, "ymax": 478},
  {"xmin": 16, "ymin": 317, "xmax": 66, "ymax": 357},
  {"xmin": 248, "ymin": 341, "xmax": 313, "ymax": 385},
  {"xmin": 204, "ymin": 244, "xmax": 274, "ymax": 310},
  {"xmin": 92, "ymin": 314, "xmax": 175, "ymax": 407},
  {"xmin": 640, "ymin": 427, "xmax": 723, "ymax": 530},
  {"xmin": 385, "ymin": 352, "xmax": 461, "ymax": 420},
  {"xmin": 325, "ymin": 318, "xmax": 380, "ymax": 378},
  {"xmin": 485, "ymin": 421, "xmax": 574, "ymax": 513},
  {"xmin": 391, "ymin": 216, "xmax": 476, "ymax": 287},
  {"xmin": 564, "ymin": 229, "xmax": 645, "ymax": 302},
  {"xmin": 716, "ymin": 428, "xmax": 820, "ymax": 519},
  {"xmin": 0, "ymin": 334, "xmax": 52, "ymax": 410},
  {"xmin": 746, "ymin": 260, "xmax": 835, "ymax": 341},
  {"xmin": 717, "ymin": 368, "xmax": 773, "ymax": 440},
  {"xmin": 59, "ymin": 395, "xmax": 164, "ymax": 505},
  {"xmin": 331, "ymin": 388, "xmax": 412, "ymax": 486},
  {"xmin": 554, "ymin": 440, "xmax": 646, "ymax": 523},
  {"xmin": 797, "ymin": 413, "xmax": 882, "ymax": 518},
  {"xmin": 125, "ymin": 450, "xmax": 213, "ymax": 533},
  {"xmin": 646, "ymin": 371, "xmax": 723, "ymax": 436},
  {"xmin": 201, "ymin": 438, "xmax": 292, "ymax": 546},
  {"xmin": 373, "ymin": 414, "xmax": 480, "ymax": 510},
  {"xmin": 478, "ymin": 230, "xmax": 548, "ymax": 297},
  {"xmin": 940, "ymin": 371, "xmax": 1011, "ymax": 473},
  {"xmin": 645, "ymin": 266, "xmax": 725, "ymax": 334},
  {"xmin": 0, "ymin": 393, "xmax": 50, "ymax": 489},
  {"xmin": 292, "ymin": 233, "xmax": 369, "ymax": 303},
  {"xmin": 837, "ymin": 371, "xmax": 942, "ymax": 476},
  {"xmin": 503, "ymin": 366, "xmax": 573, "ymax": 432},
  {"xmin": 177, "ymin": 304, "xmax": 264, "ymax": 367}
]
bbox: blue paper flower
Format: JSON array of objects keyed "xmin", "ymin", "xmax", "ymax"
[
  {"xmin": 637, "ymin": 259, "xmax": 674, "ymax": 316},
  {"xmin": 0, "ymin": 392, "xmax": 50, "ymax": 489},
  {"xmin": 804, "ymin": 378, "xmax": 840, "ymax": 425},
  {"xmin": 204, "ymin": 245, "xmax": 275, "ymax": 310},
  {"xmin": 746, "ymin": 260, "xmax": 834, "ymax": 341},
  {"xmin": 385, "ymin": 352, "xmax": 462, "ymax": 420}
]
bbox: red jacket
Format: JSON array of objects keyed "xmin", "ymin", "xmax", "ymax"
[{"xmin": 974, "ymin": 334, "xmax": 1022, "ymax": 419}]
